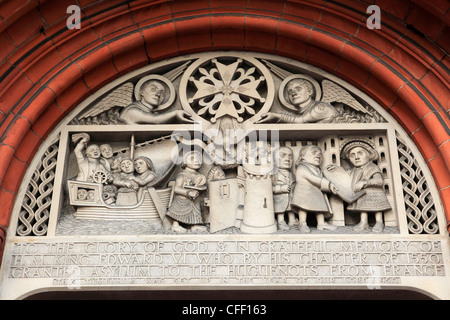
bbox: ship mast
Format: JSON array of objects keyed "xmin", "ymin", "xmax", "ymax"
[{"xmin": 130, "ymin": 134, "xmax": 136, "ymax": 160}]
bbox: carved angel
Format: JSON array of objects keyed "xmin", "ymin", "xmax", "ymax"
[
  {"xmin": 76, "ymin": 62, "xmax": 194, "ymax": 125},
  {"xmin": 256, "ymin": 60, "xmax": 374, "ymax": 124}
]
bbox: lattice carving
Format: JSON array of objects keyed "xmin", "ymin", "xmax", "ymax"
[
  {"xmin": 397, "ymin": 136, "xmax": 439, "ymax": 234},
  {"xmin": 16, "ymin": 140, "xmax": 59, "ymax": 236}
]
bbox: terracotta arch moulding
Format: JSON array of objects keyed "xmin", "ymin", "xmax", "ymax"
[{"xmin": 0, "ymin": 0, "xmax": 448, "ymax": 258}]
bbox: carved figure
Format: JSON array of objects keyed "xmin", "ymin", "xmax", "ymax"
[
  {"xmin": 341, "ymin": 140, "xmax": 391, "ymax": 233},
  {"xmin": 291, "ymin": 145, "xmax": 339, "ymax": 233},
  {"xmin": 110, "ymin": 156, "xmax": 124, "ymax": 179},
  {"xmin": 166, "ymin": 151, "xmax": 208, "ymax": 233},
  {"xmin": 133, "ymin": 156, "xmax": 157, "ymax": 199},
  {"xmin": 120, "ymin": 80, "xmax": 193, "ymax": 124},
  {"xmin": 73, "ymin": 133, "xmax": 108, "ymax": 183},
  {"xmin": 113, "ymin": 157, "xmax": 139, "ymax": 206},
  {"xmin": 99, "ymin": 144, "xmax": 114, "ymax": 171},
  {"xmin": 87, "ymin": 190, "xmax": 95, "ymax": 201},
  {"xmin": 77, "ymin": 188, "xmax": 88, "ymax": 200},
  {"xmin": 75, "ymin": 62, "xmax": 193, "ymax": 125},
  {"xmin": 257, "ymin": 60, "xmax": 372, "ymax": 124},
  {"xmin": 272, "ymin": 147, "xmax": 296, "ymax": 230},
  {"xmin": 259, "ymin": 78, "xmax": 338, "ymax": 124}
]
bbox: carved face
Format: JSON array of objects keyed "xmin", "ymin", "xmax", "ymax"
[
  {"xmin": 134, "ymin": 159, "xmax": 149, "ymax": 174},
  {"xmin": 77, "ymin": 189, "xmax": 88, "ymax": 200},
  {"xmin": 301, "ymin": 146, "xmax": 322, "ymax": 167},
  {"xmin": 86, "ymin": 145, "xmax": 101, "ymax": 159},
  {"xmin": 100, "ymin": 144, "xmax": 113, "ymax": 159},
  {"xmin": 141, "ymin": 81, "xmax": 165, "ymax": 107},
  {"xmin": 278, "ymin": 148, "xmax": 293, "ymax": 169},
  {"xmin": 286, "ymin": 80, "xmax": 312, "ymax": 106},
  {"xmin": 185, "ymin": 152, "xmax": 202, "ymax": 170},
  {"xmin": 347, "ymin": 146, "xmax": 371, "ymax": 167},
  {"xmin": 88, "ymin": 190, "xmax": 95, "ymax": 200},
  {"xmin": 120, "ymin": 159, "xmax": 134, "ymax": 174}
]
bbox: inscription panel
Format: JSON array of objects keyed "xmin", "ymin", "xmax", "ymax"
[{"xmin": 7, "ymin": 239, "xmax": 446, "ymax": 288}]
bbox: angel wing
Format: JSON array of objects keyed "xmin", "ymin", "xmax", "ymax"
[
  {"xmin": 321, "ymin": 80, "xmax": 369, "ymax": 114},
  {"xmin": 78, "ymin": 82, "xmax": 134, "ymax": 120},
  {"xmin": 262, "ymin": 59, "xmax": 293, "ymax": 79}
]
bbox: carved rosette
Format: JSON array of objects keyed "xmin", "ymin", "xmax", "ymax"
[{"xmin": 179, "ymin": 55, "xmax": 274, "ymax": 126}]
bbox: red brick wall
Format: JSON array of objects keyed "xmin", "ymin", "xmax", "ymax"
[{"xmin": 0, "ymin": 0, "xmax": 448, "ymax": 263}]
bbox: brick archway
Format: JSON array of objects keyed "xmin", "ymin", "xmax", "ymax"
[{"xmin": 0, "ymin": 0, "xmax": 448, "ymax": 263}]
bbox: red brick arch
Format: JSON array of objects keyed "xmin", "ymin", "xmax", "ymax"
[{"xmin": 0, "ymin": 0, "xmax": 448, "ymax": 259}]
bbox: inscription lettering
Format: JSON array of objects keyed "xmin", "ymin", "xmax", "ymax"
[{"xmin": 8, "ymin": 240, "xmax": 445, "ymax": 286}]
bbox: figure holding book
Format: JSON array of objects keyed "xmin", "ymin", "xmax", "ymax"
[{"xmin": 341, "ymin": 140, "xmax": 391, "ymax": 233}]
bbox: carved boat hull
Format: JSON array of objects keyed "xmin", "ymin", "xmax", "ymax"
[{"xmin": 68, "ymin": 180, "xmax": 171, "ymax": 220}]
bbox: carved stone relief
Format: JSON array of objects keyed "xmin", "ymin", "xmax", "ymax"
[
  {"xmin": 16, "ymin": 52, "xmax": 444, "ymax": 236},
  {"xmin": 3, "ymin": 52, "xmax": 448, "ymax": 300}
]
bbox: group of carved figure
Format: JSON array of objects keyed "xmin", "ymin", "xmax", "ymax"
[
  {"xmin": 73, "ymin": 130, "xmax": 391, "ymax": 233},
  {"xmin": 71, "ymin": 63, "xmax": 390, "ymax": 233},
  {"xmin": 272, "ymin": 142, "xmax": 391, "ymax": 234},
  {"xmin": 73, "ymin": 133, "xmax": 157, "ymax": 206}
]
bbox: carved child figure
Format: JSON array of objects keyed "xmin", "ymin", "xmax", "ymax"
[
  {"xmin": 272, "ymin": 147, "xmax": 296, "ymax": 230},
  {"xmin": 341, "ymin": 140, "xmax": 391, "ymax": 233},
  {"xmin": 77, "ymin": 188, "xmax": 88, "ymax": 200},
  {"xmin": 167, "ymin": 151, "xmax": 207, "ymax": 233},
  {"xmin": 291, "ymin": 145, "xmax": 339, "ymax": 233},
  {"xmin": 113, "ymin": 157, "xmax": 139, "ymax": 206}
]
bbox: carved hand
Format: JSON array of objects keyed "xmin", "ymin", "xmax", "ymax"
[
  {"xmin": 187, "ymin": 189, "xmax": 199, "ymax": 199},
  {"xmin": 281, "ymin": 185, "xmax": 291, "ymax": 193},
  {"xmin": 353, "ymin": 180, "xmax": 367, "ymax": 192},
  {"xmin": 255, "ymin": 112, "xmax": 281, "ymax": 123},
  {"xmin": 176, "ymin": 110, "xmax": 195, "ymax": 123},
  {"xmin": 330, "ymin": 183, "xmax": 339, "ymax": 194},
  {"xmin": 124, "ymin": 181, "xmax": 139, "ymax": 191}
]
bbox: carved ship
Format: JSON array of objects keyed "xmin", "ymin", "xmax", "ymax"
[
  {"xmin": 67, "ymin": 180, "xmax": 172, "ymax": 220},
  {"xmin": 67, "ymin": 135, "xmax": 177, "ymax": 221}
]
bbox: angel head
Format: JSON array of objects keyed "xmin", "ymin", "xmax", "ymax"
[
  {"xmin": 139, "ymin": 80, "xmax": 166, "ymax": 107},
  {"xmin": 286, "ymin": 79, "xmax": 315, "ymax": 107}
]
